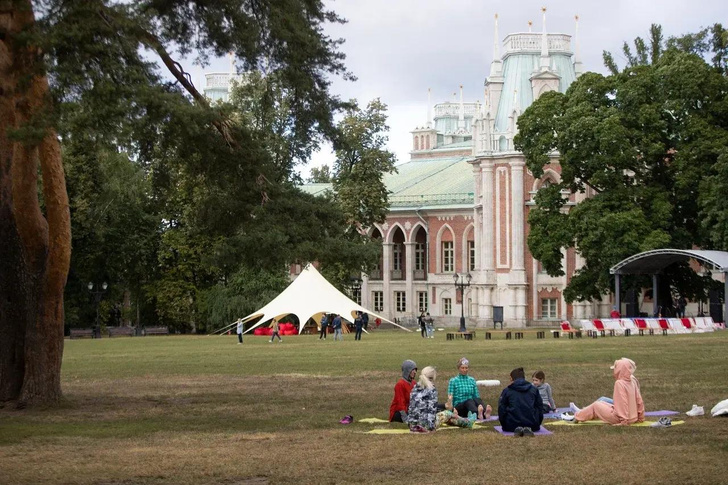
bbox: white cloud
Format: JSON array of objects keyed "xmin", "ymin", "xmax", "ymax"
[{"xmin": 187, "ymin": 0, "xmax": 725, "ymax": 176}]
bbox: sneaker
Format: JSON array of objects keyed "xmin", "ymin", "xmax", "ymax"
[
  {"xmin": 569, "ymin": 402, "xmax": 581, "ymax": 413},
  {"xmin": 339, "ymin": 415, "xmax": 353, "ymax": 424},
  {"xmin": 686, "ymin": 405, "xmax": 704, "ymax": 417},
  {"xmin": 560, "ymin": 412, "xmax": 575, "ymax": 422},
  {"xmin": 521, "ymin": 427, "xmax": 535, "ymax": 437},
  {"xmin": 651, "ymin": 417, "xmax": 672, "ymax": 428},
  {"xmin": 513, "ymin": 427, "xmax": 524, "ymax": 437}
]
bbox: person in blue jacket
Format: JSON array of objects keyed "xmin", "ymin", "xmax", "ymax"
[{"xmin": 497, "ymin": 367, "xmax": 544, "ymax": 434}]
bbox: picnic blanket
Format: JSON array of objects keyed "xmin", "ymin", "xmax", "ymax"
[
  {"xmin": 364, "ymin": 423, "xmax": 487, "ymax": 434},
  {"xmin": 544, "ymin": 408, "xmax": 679, "ymax": 419},
  {"xmin": 550, "ymin": 420, "xmax": 685, "ymax": 427},
  {"xmin": 494, "ymin": 426, "xmax": 552, "ymax": 436},
  {"xmin": 358, "ymin": 417, "xmax": 389, "ymax": 423}
]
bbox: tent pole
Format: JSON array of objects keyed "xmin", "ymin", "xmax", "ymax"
[
  {"xmin": 615, "ymin": 274, "xmax": 621, "ymax": 317},
  {"xmin": 652, "ymin": 274, "xmax": 659, "ymax": 317}
]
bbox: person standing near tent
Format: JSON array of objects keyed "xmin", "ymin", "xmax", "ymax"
[
  {"xmin": 425, "ymin": 313, "xmax": 434, "ymax": 338},
  {"xmin": 236, "ymin": 319, "xmax": 243, "ymax": 344},
  {"xmin": 332, "ymin": 314, "xmax": 343, "ymax": 341},
  {"xmin": 418, "ymin": 310, "xmax": 426, "ymax": 338},
  {"xmin": 319, "ymin": 314, "xmax": 329, "ymax": 340},
  {"xmin": 354, "ymin": 311, "xmax": 364, "ymax": 341},
  {"xmin": 269, "ymin": 318, "xmax": 282, "ymax": 343},
  {"xmin": 361, "ymin": 312, "xmax": 369, "ymax": 330}
]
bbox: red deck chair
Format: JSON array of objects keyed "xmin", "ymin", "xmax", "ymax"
[
  {"xmin": 658, "ymin": 319, "xmax": 670, "ymax": 331},
  {"xmin": 634, "ymin": 318, "xmax": 648, "ymax": 330},
  {"xmin": 593, "ymin": 319, "xmax": 606, "ymax": 336},
  {"xmin": 560, "ymin": 321, "xmax": 575, "ymax": 333},
  {"xmin": 680, "ymin": 318, "xmax": 693, "ymax": 330}
]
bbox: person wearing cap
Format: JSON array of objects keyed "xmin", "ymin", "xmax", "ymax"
[
  {"xmin": 570, "ymin": 358, "xmax": 645, "ymax": 425},
  {"xmin": 390, "ymin": 360, "xmax": 417, "ymax": 422},
  {"xmin": 447, "ymin": 357, "xmax": 492, "ymax": 420}
]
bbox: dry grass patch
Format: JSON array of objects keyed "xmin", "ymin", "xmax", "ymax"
[{"xmin": 1, "ymin": 331, "xmax": 727, "ymax": 484}]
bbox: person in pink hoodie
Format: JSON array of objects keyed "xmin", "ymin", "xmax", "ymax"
[{"xmin": 572, "ymin": 358, "xmax": 645, "ymax": 425}]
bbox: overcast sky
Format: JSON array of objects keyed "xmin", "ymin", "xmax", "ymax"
[{"xmin": 189, "ymin": 0, "xmax": 725, "ymax": 178}]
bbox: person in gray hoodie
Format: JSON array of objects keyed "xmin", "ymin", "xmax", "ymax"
[{"xmin": 389, "ymin": 360, "xmax": 417, "ymax": 422}]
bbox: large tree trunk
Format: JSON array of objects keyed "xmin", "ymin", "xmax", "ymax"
[{"xmin": 0, "ymin": 1, "xmax": 71, "ymax": 406}]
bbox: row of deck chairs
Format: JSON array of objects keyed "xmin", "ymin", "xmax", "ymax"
[{"xmin": 563, "ymin": 317, "xmax": 723, "ymax": 336}]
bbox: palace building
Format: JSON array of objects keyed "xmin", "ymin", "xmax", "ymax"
[{"xmin": 208, "ymin": 12, "xmax": 611, "ymax": 328}]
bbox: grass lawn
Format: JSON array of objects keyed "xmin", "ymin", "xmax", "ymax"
[{"xmin": 1, "ymin": 329, "xmax": 728, "ymax": 484}]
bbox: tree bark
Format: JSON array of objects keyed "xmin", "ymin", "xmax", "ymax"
[{"xmin": 0, "ymin": 0, "xmax": 71, "ymax": 406}]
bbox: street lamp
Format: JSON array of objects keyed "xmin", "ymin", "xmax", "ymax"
[
  {"xmin": 453, "ymin": 272, "xmax": 472, "ymax": 332},
  {"xmin": 88, "ymin": 281, "xmax": 108, "ymax": 337},
  {"xmin": 350, "ymin": 277, "xmax": 362, "ymax": 305}
]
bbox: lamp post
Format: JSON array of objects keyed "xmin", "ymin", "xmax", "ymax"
[
  {"xmin": 453, "ymin": 272, "xmax": 472, "ymax": 332},
  {"xmin": 88, "ymin": 281, "xmax": 108, "ymax": 337},
  {"xmin": 350, "ymin": 277, "xmax": 362, "ymax": 305}
]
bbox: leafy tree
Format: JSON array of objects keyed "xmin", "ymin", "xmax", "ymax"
[
  {"xmin": 308, "ymin": 165, "xmax": 333, "ymax": 183},
  {"xmin": 515, "ymin": 26, "xmax": 728, "ymax": 304},
  {"xmin": 1, "ymin": 0, "xmax": 350, "ymax": 406},
  {"xmin": 333, "ymin": 98, "xmax": 397, "ymax": 227}
]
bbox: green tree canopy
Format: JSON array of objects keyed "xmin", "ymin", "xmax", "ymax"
[{"xmin": 515, "ymin": 24, "xmax": 728, "ymax": 304}]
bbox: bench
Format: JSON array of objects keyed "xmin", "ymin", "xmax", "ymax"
[
  {"xmin": 108, "ymin": 326, "xmax": 135, "ymax": 337},
  {"xmin": 70, "ymin": 328, "xmax": 94, "ymax": 339},
  {"xmin": 446, "ymin": 332, "xmax": 475, "ymax": 341},
  {"xmin": 143, "ymin": 326, "xmax": 170, "ymax": 336}
]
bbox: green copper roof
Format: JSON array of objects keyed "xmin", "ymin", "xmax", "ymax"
[
  {"xmin": 495, "ymin": 52, "xmax": 576, "ymax": 133},
  {"xmin": 299, "ymin": 156, "xmax": 475, "ymax": 209}
]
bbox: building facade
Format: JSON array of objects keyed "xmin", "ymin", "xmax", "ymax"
[{"xmin": 350, "ymin": 14, "xmax": 610, "ymax": 328}]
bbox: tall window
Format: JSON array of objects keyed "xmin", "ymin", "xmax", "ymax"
[
  {"xmin": 373, "ymin": 291, "xmax": 383, "ymax": 312},
  {"xmin": 393, "ymin": 243, "xmax": 402, "ymax": 271},
  {"xmin": 415, "ymin": 243, "xmax": 426, "ymax": 271},
  {"xmin": 468, "ymin": 240, "xmax": 476, "ymax": 272},
  {"xmin": 443, "ymin": 298, "xmax": 452, "ymax": 315},
  {"xmin": 418, "ymin": 291, "xmax": 428, "ymax": 312},
  {"xmin": 541, "ymin": 298, "xmax": 557, "ymax": 319},
  {"xmin": 395, "ymin": 291, "xmax": 406, "ymax": 312},
  {"xmin": 442, "ymin": 241, "xmax": 454, "ymax": 273}
]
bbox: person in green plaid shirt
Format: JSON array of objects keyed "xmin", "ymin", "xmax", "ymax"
[{"xmin": 447, "ymin": 357, "xmax": 492, "ymax": 420}]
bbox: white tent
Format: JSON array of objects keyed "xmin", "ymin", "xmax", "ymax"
[{"xmin": 220, "ymin": 264, "xmax": 410, "ymax": 335}]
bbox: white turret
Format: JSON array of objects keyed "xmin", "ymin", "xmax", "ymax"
[
  {"xmin": 427, "ymin": 88, "xmax": 433, "ymax": 128},
  {"xmin": 489, "ymin": 14, "xmax": 503, "ymax": 78},
  {"xmin": 458, "ymin": 85, "xmax": 465, "ymax": 130},
  {"xmin": 539, "ymin": 7, "xmax": 550, "ymax": 71},
  {"xmin": 574, "ymin": 15, "xmax": 583, "ymax": 77}
]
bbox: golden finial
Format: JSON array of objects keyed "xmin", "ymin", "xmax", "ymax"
[
  {"xmin": 575, "ymin": 14, "xmax": 579, "ymax": 21},
  {"xmin": 495, "ymin": 13, "xmax": 498, "ymax": 20},
  {"xmin": 541, "ymin": 7, "xmax": 547, "ymax": 13}
]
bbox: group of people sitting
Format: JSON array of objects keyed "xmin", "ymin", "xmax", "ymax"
[{"xmin": 388, "ymin": 357, "xmax": 645, "ymax": 434}]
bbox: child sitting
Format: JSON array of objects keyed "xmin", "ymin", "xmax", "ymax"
[{"xmin": 532, "ymin": 370, "xmax": 556, "ymax": 413}]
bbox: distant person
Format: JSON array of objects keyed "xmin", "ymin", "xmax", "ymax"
[
  {"xmin": 610, "ymin": 306, "xmax": 620, "ymax": 318},
  {"xmin": 567, "ymin": 358, "xmax": 645, "ymax": 425},
  {"xmin": 418, "ymin": 310, "xmax": 426, "ymax": 338},
  {"xmin": 269, "ymin": 319, "xmax": 282, "ymax": 343},
  {"xmin": 677, "ymin": 296, "xmax": 687, "ymax": 318},
  {"xmin": 236, "ymin": 319, "xmax": 244, "ymax": 344},
  {"xmin": 332, "ymin": 314, "xmax": 343, "ymax": 341},
  {"xmin": 319, "ymin": 313, "xmax": 329, "ymax": 340},
  {"xmin": 361, "ymin": 312, "xmax": 369, "ymax": 330},
  {"xmin": 447, "ymin": 357, "xmax": 491, "ymax": 420},
  {"xmin": 497, "ymin": 367, "xmax": 544, "ymax": 435},
  {"xmin": 354, "ymin": 311, "xmax": 364, "ymax": 341},
  {"xmin": 390, "ymin": 360, "xmax": 417, "ymax": 422},
  {"xmin": 425, "ymin": 313, "xmax": 434, "ymax": 338},
  {"xmin": 375, "ymin": 317, "xmax": 382, "ymax": 329},
  {"xmin": 532, "ymin": 370, "xmax": 556, "ymax": 413}
]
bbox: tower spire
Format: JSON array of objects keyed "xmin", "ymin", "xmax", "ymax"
[
  {"xmin": 539, "ymin": 7, "xmax": 550, "ymax": 71},
  {"xmin": 458, "ymin": 85, "xmax": 465, "ymax": 130},
  {"xmin": 427, "ymin": 88, "xmax": 433, "ymax": 128},
  {"xmin": 574, "ymin": 14, "xmax": 583, "ymax": 77},
  {"xmin": 489, "ymin": 13, "xmax": 503, "ymax": 77},
  {"xmin": 528, "ymin": 20, "xmax": 533, "ymax": 33}
]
